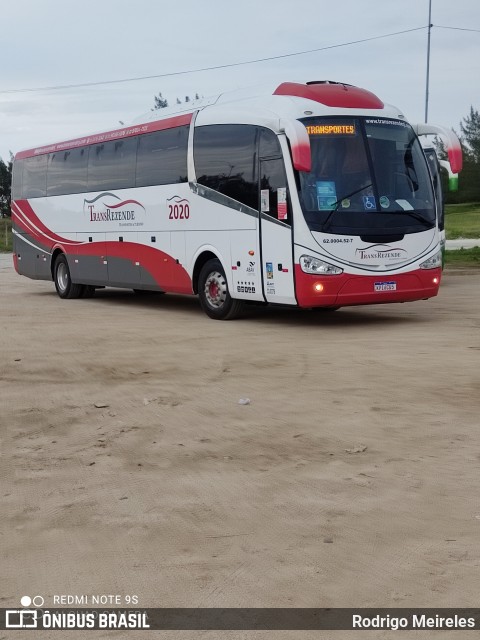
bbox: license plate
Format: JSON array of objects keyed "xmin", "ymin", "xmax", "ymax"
[{"xmin": 374, "ymin": 281, "xmax": 397, "ymax": 292}]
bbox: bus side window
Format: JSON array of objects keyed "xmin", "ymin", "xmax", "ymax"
[
  {"xmin": 87, "ymin": 138, "xmax": 137, "ymax": 192},
  {"xmin": 136, "ymin": 126, "xmax": 188, "ymax": 187},
  {"xmin": 259, "ymin": 128, "xmax": 282, "ymax": 157},
  {"xmin": 12, "ymin": 159, "xmax": 24, "ymax": 200},
  {"xmin": 260, "ymin": 158, "xmax": 290, "ymax": 225},
  {"xmin": 258, "ymin": 129, "xmax": 289, "ymax": 223},
  {"xmin": 194, "ymin": 124, "xmax": 258, "ymax": 210},
  {"xmin": 23, "ymin": 155, "xmax": 48, "ymax": 199},
  {"xmin": 47, "ymin": 147, "xmax": 89, "ymax": 196},
  {"xmin": 425, "ymin": 151, "xmax": 444, "ymax": 231}
]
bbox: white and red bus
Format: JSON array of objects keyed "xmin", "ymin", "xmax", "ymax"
[
  {"xmin": 11, "ymin": 80, "xmax": 463, "ymax": 319},
  {"xmin": 421, "ymin": 142, "xmax": 459, "ymax": 268}
]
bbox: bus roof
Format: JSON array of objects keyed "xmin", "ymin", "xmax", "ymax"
[{"xmin": 15, "ymin": 81, "xmax": 399, "ymax": 160}]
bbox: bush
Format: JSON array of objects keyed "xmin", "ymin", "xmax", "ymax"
[{"xmin": 0, "ymin": 217, "xmax": 12, "ymax": 252}]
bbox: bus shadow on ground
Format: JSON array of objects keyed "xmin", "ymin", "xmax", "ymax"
[
  {"xmin": 36, "ymin": 287, "xmax": 425, "ymax": 328},
  {"xmin": 242, "ymin": 304, "xmax": 426, "ymax": 327}
]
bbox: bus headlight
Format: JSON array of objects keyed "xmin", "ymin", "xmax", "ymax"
[
  {"xmin": 300, "ymin": 255, "xmax": 343, "ymax": 275},
  {"xmin": 419, "ymin": 251, "xmax": 442, "ymax": 270}
]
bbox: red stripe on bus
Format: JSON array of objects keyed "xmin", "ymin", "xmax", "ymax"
[
  {"xmin": 12, "ymin": 200, "xmax": 81, "ymax": 248},
  {"xmin": 71, "ymin": 241, "xmax": 193, "ymax": 294},
  {"xmin": 15, "ymin": 113, "xmax": 193, "ymax": 159}
]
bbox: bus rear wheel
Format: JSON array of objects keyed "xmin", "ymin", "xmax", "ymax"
[
  {"xmin": 198, "ymin": 259, "xmax": 244, "ymax": 320},
  {"xmin": 54, "ymin": 254, "xmax": 84, "ymax": 299}
]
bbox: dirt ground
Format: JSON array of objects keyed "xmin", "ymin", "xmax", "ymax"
[{"xmin": 1, "ymin": 252, "xmax": 480, "ymax": 639}]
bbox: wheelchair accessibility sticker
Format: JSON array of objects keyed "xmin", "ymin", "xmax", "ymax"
[{"xmin": 362, "ymin": 196, "xmax": 376, "ymax": 211}]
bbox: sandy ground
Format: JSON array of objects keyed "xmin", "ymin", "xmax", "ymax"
[{"xmin": 1, "ymin": 252, "xmax": 480, "ymax": 639}]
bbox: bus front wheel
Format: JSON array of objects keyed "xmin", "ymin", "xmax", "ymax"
[
  {"xmin": 54, "ymin": 254, "xmax": 84, "ymax": 299},
  {"xmin": 198, "ymin": 259, "xmax": 244, "ymax": 320}
]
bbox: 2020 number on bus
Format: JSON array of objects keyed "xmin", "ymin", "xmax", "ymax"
[{"xmin": 168, "ymin": 204, "xmax": 190, "ymax": 220}]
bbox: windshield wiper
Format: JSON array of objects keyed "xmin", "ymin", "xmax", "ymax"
[{"xmin": 322, "ymin": 183, "xmax": 373, "ymax": 231}]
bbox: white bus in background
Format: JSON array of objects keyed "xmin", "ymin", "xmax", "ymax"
[
  {"xmin": 421, "ymin": 142, "xmax": 459, "ymax": 267},
  {"xmin": 11, "ymin": 80, "xmax": 463, "ymax": 319}
]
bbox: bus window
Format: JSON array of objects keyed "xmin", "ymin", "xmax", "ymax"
[
  {"xmin": 424, "ymin": 149, "xmax": 444, "ymax": 231},
  {"xmin": 136, "ymin": 126, "xmax": 188, "ymax": 187},
  {"xmin": 260, "ymin": 158, "xmax": 290, "ymax": 224},
  {"xmin": 12, "ymin": 159, "xmax": 24, "ymax": 200},
  {"xmin": 22, "ymin": 154, "xmax": 48, "ymax": 198},
  {"xmin": 47, "ymin": 146, "xmax": 89, "ymax": 196},
  {"xmin": 194, "ymin": 124, "xmax": 258, "ymax": 210},
  {"xmin": 259, "ymin": 128, "xmax": 282, "ymax": 157},
  {"xmin": 87, "ymin": 138, "xmax": 137, "ymax": 192}
]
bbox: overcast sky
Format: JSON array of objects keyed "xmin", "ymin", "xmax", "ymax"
[{"xmin": 1, "ymin": 0, "xmax": 479, "ymax": 160}]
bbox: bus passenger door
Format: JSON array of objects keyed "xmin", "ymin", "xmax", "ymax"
[{"xmin": 259, "ymin": 158, "xmax": 296, "ymax": 305}]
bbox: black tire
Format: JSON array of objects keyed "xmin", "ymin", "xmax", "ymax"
[
  {"xmin": 198, "ymin": 259, "xmax": 244, "ymax": 320},
  {"xmin": 53, "ymin": 254, "xmax": 84, "ymax": 299}
]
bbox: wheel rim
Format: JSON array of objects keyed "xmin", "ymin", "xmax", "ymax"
[
  {"xmin": 204, "ymin": 271, "xmax": 227, "ymax": 309},
  {"xmin": 57, "ymin": 262, "xmax": 69, "ymax": 293}
]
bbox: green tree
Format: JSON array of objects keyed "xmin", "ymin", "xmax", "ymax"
[
  {"xmin": 152, "ymin": 92, "xmax": 169, "ymax": 110},
  {"xmin": 431, "ymin": 109, "xmax": 480, "ymax": 205},
  {"xmin": 152, "ymin": 92, "xmax": 201, "ymax": 111},
  {"xmin": 459, "ymin": 106, "xmax": 480, "ymax": 164},
  {"xmin": 0, "ymin": 155, "xmax": 12, "ymax": 217}
]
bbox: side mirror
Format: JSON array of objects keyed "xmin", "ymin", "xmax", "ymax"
[{"xmin": 413, "ymin": 123, "xmax": 463, "ymax": 175}]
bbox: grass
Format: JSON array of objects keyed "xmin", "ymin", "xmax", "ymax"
[
  {"xmin": 444, "ymin": 247, "xmax": 480, "ymax": 268},
  {"xmin": 0, "ymin": 218, "xmax": 12, "ymax": 252},
  {"xmin": 445, "ymin": 203, "xmax": 480, "ymax": 239}
]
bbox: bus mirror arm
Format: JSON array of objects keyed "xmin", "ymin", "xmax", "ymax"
[
  {"xmin": 439, "ymin": 159, "xmax": 456, "ymax": 179},
  {"xmin": 281, "ymin": 119, "xmax": 312, "ymax": 173},
  {"xmin": 413, "ymin": 123, "xmax": 463, "ymax": 175}
]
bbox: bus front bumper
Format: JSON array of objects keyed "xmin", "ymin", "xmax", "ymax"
[{"xmin": 294, "ymin": 266, "xmax": 442, "ymax": 308}]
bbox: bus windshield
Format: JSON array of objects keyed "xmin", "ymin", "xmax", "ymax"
[{"xmin": 298, "ymin": 117, "xmax": 436, "ymax": 235}]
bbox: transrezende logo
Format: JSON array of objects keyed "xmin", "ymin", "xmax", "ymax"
[
  {"xmin": 83, "ymin": 192, "xmax": 146, "ymax": 226},
  {"xmin": 355, "ymin": 243, "xmax": 407, "ymax": 261}
]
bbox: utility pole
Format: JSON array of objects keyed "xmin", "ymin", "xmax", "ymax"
[{"xmin": 425, "ymin": 0, "xmax": 433, "ymax": 123}]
